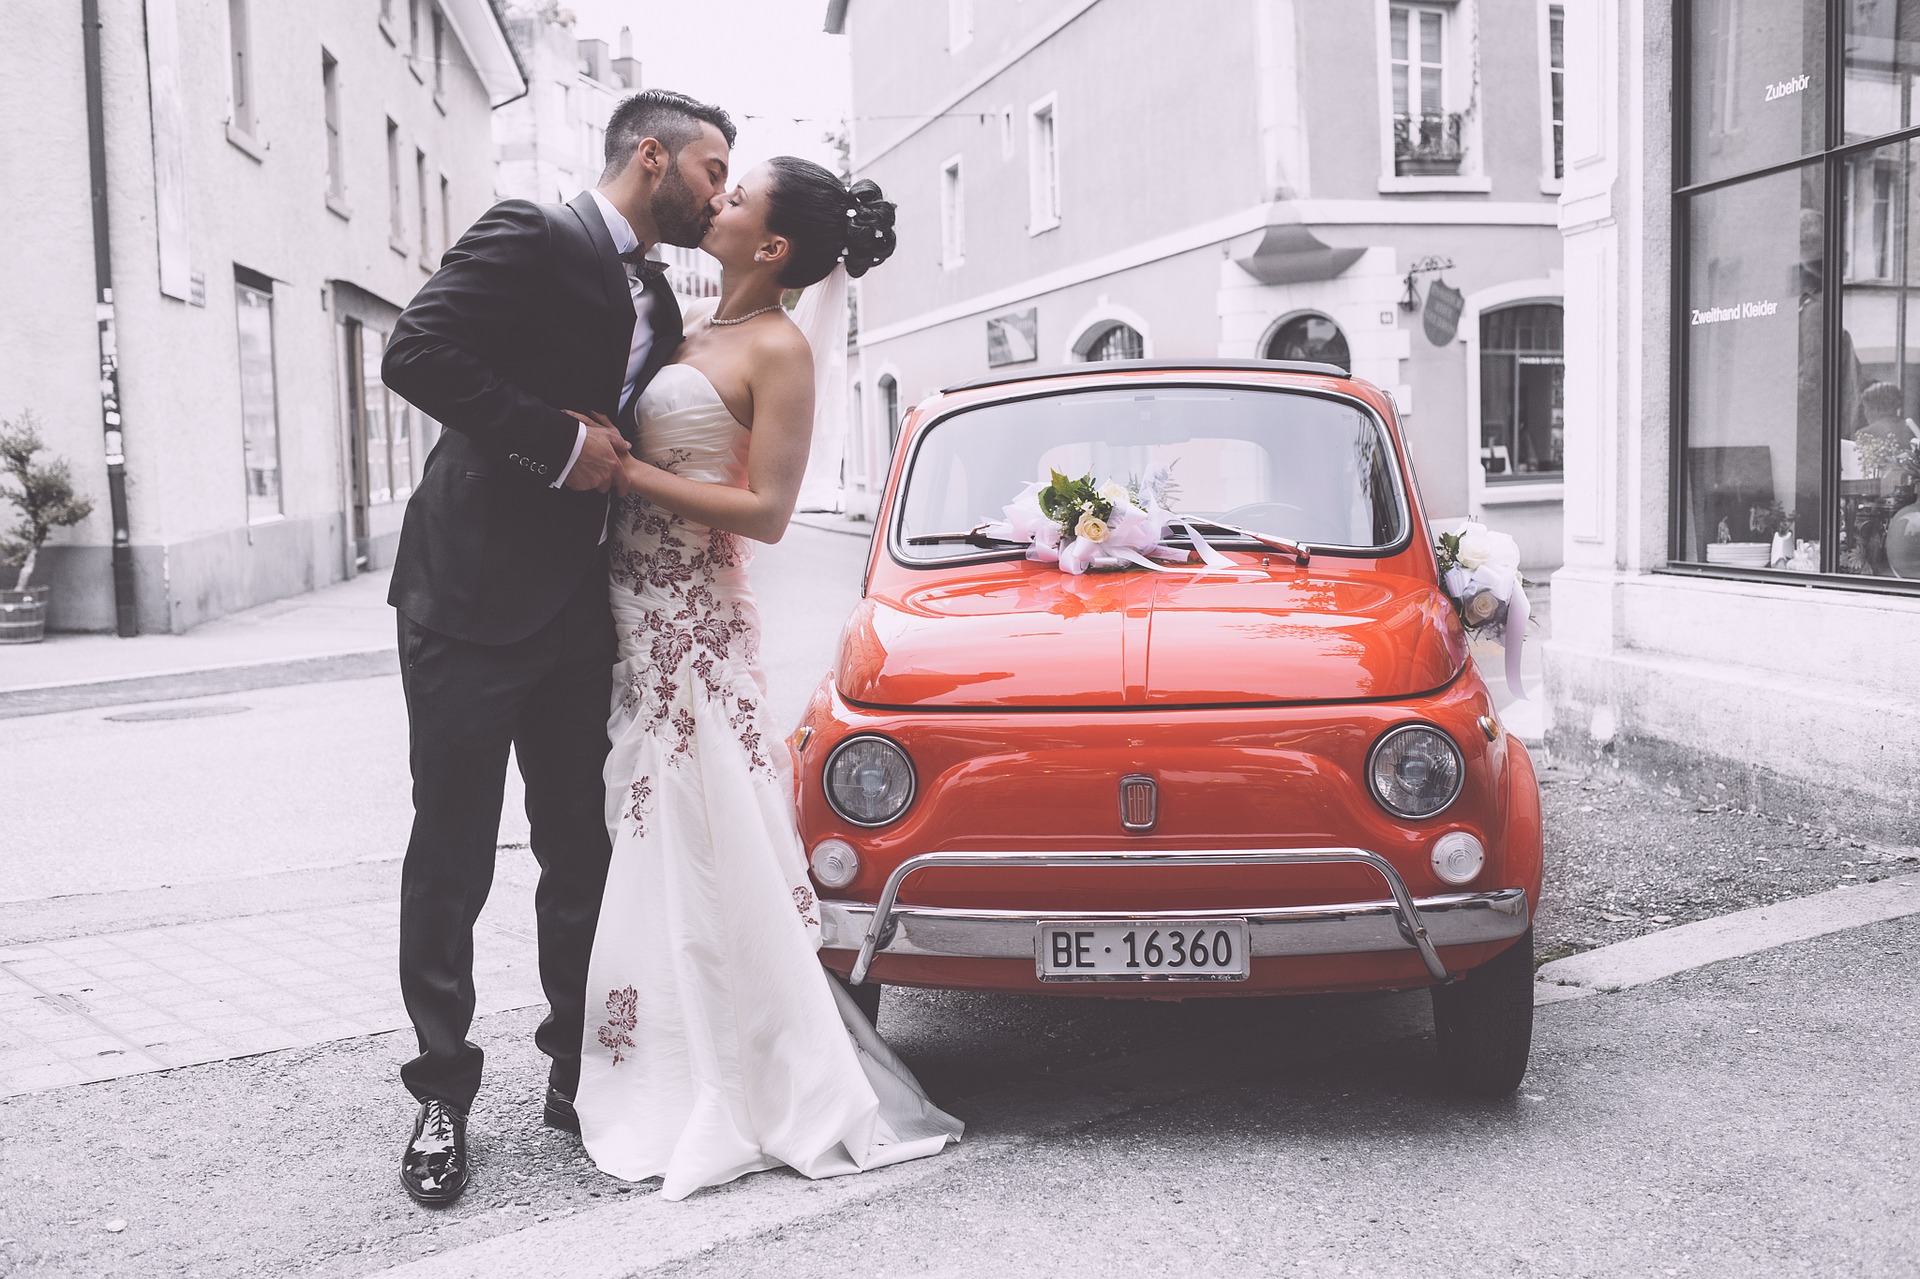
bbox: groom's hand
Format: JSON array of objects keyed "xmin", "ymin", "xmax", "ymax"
[{"xmin": 561, "ymin": 410, "xmax": 631, "ymax": 494}]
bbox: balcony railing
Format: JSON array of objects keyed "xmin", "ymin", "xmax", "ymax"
[{"xmin": 1394, "ymin": 111, "xmax": 1464, "ymax": 176}]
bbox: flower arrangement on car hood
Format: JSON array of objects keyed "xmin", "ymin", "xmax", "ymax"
[
  {"xmin": 983, "ymin": 470, "xmax": 1192, "ymax": 575},
  {"xmin": 1434, "ymin": 520, "xmax": 1531, "ymax": 700}
]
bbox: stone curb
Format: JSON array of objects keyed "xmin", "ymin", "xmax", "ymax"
[
  {"xmin": 0, "ymin": 648, "xmax": 398, "ymax": 719},
  {"xmin": 1534, "ymin": 870, "xmax": 1920, "ymax": 1003}
]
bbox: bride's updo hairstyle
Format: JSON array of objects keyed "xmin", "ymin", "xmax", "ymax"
[{"xmin": 763, "ymin": 157, "xmax": 897, "ymax": 288}]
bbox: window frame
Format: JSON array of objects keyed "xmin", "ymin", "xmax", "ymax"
[
  {"xmin": 233, "ymin": 268, "xmax": 284, "ymax": 525},
  {"xmin": 323, "ymin": 49, "xmax": 347, "ymax": 214},
  {"xmin": 939, "ymin": 154, "xmax": 965, "ymax": 269},
  {"xmin": 948, "ymin": 0, "xmax": 974, "ymax": 53},
  {"xmin": 1028, "ymin": 93, "xmax": 1061, "ymax": 235},
  {"xmin": 226, "ymin": 0, "xmax": 259, "ymax": 153},
  {"xmin": 1539, "ymin": 1, "xmax": 1566, "ymax": 192},
  {"xmin": 387, "ymin": 118, "xmax": 406, "ymax": 253},
  {"xmin": 416, "ymin": 147, "xmax": 431, "ymax": 266},
  {"xmin": 1668, "ymin": 0, "xmax": 1920, "ymax": 596},
  {"xmin": 1375, "ymin": 0, "xmax": 1490, "ymax": 193}
]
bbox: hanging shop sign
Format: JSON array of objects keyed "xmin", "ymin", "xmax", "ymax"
[{"xmin": 1424, "ymin": 279, "xmax": 1466, "ymax": 346}]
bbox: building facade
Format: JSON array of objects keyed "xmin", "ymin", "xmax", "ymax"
[
  {"xmin": 494, "ymin": 8, "xmax": 637, "ymax": 206},
  {"xmin": 493, "ymin": 10, "xmax": 722, "ymax": 307},
  {"xmin": 0, "ymin": 0, "xmax": 522, "ymax": 633},
  {"xmin": 1550, "ymin": 0, "xmax": 1920, "ymax": 839},
  {"xmin": 828, "ymin": 0, "xmax": 1570, "ymax": 565}
]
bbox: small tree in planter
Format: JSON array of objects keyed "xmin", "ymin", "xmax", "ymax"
[{"xmin": 0, "ymin": 412, "xmax": 94, "ymax": 642}]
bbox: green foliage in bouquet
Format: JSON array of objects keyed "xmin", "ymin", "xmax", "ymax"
[
  {"xmin": 1, "ymin": 411, "xmax": 95, "ymax": 591},
  {"xmin": 1036, "ymin": 470, "xmax": 1113, "ymax": 540},
  {"xmin": 1433, "ymin": 528, "xmax": 1464, "ymax": 578}
]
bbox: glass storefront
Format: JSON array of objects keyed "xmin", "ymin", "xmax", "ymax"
[{"xmin": 1678, "ymin": 0, "xmax": 1920, "ymax": 584}]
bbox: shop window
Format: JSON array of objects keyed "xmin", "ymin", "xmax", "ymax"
[
  {"xmin": 234, "ymin": 270, "xmax": 282, "ymax": 523},
  {"xmin": 1688, "ymin": 0, "xmax": 1824, "ymax": 186},
  {"xmin": 1265, "ymin": 314, "xmax": 1351, "ymax": 373},
  {"xmin": 350, "ymin": 323, "xmax": 412, "ymax": 511},
  {"xmin": 1680, "ymin": 169, "xmax": 1825, "ymax": 567},
  {"xmin": 1480, "ymin": 303, "xmax": 1564, "ymax": 482},
  {"xmin": 1839, "ymin": 136, "xmax": 1920, "ymax": 579},
  {"xmin": 1078, "ymin": 322, "xmax": 1145, "ymax": 362},
  {"xmin": 1677, "ymin": 1, "xmax": 1920, "ymax": 585}
]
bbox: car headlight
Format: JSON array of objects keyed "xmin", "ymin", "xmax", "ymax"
[
  {"xmin": 1367, "ymin": 723, "xmax": 1464, "ymax": 819},
  {"xmin": 1430, "ymin": 831, "xmax": 1485, "ymax": 885},
  {"xmin": 809, "ymin": 838, "xmax": 860, "ymax": 889},
  {"xmin": 823, "ymin": 734, "xmax": 916, "ymax": 827}
]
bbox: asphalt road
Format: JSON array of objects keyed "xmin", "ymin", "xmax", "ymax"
[
  {"xmin": 3, "ymin": 520, "xmax": 1917, "ymax": 1275},
  {"xmin": 0, "ymin": 525, "xmax": 870, "ymax": 905},
  {"xmin": 0, "ymin": 919, "xmax": 1912, "ymax": 1277}
]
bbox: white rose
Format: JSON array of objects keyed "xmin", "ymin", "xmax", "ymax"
[
  {"xmin": 1482, "ymin": 530, "xmax": 1522, "ymax": 575},
  {"xmin": 1455, "ymin": 526, "xmax": 1495, "ymax": 570},
  {"xmin": 1098, "ymin": 482, "xmax": 1131, "ymax": 509},
  {"xmin": 1075, "ymin": 513, "xmax": 1110, "ymax": 543}
]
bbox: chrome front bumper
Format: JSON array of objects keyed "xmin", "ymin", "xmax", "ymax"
[{"xmin": 828, "ymin": 848, "xmax": 1532, "ymax": 987}]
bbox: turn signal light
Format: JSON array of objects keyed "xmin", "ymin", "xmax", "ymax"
[
  {"xmin": 810, "ymin": 838, "xmax": 860, "ymax": 890},
  {"xmin": 1430, "ymin": 831, "xmax": 1485, "ymax": 886}
]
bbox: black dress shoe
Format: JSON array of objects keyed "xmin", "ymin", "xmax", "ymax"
[
  {"xmin": 543, "ymin": 1085, "xmax": 580, "ymax": 1135},
  {"xmin": 400, "ymin": 1100, "xmax": 469, "ymax": 1207}
]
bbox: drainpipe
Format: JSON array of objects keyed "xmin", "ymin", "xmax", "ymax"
[{"xmin": 81, "ymin": 0, "xmax": 137, "ymax": 636}]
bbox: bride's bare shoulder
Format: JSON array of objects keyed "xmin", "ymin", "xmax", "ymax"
[{"xmin": 751, "ymin": 314, "xmax": 813, "ymax": 369}]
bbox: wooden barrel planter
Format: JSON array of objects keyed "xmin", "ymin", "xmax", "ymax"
[{"xmin": 0, "ymin": 584, "xmax": 49, "ymax": 644}]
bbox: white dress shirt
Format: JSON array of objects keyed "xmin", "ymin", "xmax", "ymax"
[{"xmin": 550, "ymin": 189, "xmax": 658, "ymax": 489}]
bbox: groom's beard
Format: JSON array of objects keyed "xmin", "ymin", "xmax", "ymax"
[{"xmin": 650, "ymin": 165, "xmax": 712, "ymax": 248}]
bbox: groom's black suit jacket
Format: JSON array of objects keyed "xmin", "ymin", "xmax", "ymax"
[{"xmin": 384, "ymin": 192, "xmax": 683, "ymax": 645}]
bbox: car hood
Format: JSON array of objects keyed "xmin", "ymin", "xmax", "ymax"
[{"xmin": 837, "ymin": 564, "xmax": 1468, "ymax": 709}]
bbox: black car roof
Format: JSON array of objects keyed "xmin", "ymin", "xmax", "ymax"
[{"xmin": 940, "ymin": 358, "xmax": 1352, "ymax": 395}]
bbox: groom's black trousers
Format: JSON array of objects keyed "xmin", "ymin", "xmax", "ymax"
[{"xmin": 396, "ymin": 567, "xmax": 616, "ymax": 1113}]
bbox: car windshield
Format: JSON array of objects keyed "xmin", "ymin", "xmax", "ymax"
[{"xmin": 893, "ymin": 385, "xmax": 1408, "ymax": 561}]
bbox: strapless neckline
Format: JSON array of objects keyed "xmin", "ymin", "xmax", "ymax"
[{"xmin": 649, "ymin": 363, "xmax": 746, "ymax": 433}]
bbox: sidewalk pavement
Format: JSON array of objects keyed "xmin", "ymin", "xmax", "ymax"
[{"xmin": 0, "ymin": 570, "xmax": 398, "ymax": 717}]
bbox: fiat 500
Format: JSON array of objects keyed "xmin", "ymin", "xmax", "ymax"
[{"xmin": 791, "ymin": 359, "xmax": 1541, "ymax": 1095}]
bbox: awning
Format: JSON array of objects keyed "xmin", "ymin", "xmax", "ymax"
[
  {"xmin": 442, "ymin": 0, "xmax": 529, "ymax": 107},
  {"xmin": 1233, "ymin": 219, "xmax": 1365, "ymax": 285}
]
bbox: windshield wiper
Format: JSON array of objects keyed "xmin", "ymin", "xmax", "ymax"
[
  {"xmin": 1166, "ymin": 519, "xmax": 1311, "ymax": 566},
  {"xmin": 906, "ymin": 525, "xmax": 1024, "ymax": 550}
]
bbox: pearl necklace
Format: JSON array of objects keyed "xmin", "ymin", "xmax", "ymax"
[{"xmin": 706, "ymin": 303, "xmax": 783, "ymax": 327}]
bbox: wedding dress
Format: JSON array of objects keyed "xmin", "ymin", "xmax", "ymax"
[{"xmin": 574, "ymin": 362, "xmax": 963, "ymax": 1201}]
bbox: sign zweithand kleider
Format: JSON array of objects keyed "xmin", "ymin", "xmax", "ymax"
[{"xmin": 1422, "ymin": 279, "xmax": 1465, "ymax": 346}]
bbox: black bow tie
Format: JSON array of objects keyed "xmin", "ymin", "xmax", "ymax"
[{"xmin": 619, "ymin": 248, "xmax": 669, "ymax": 283}]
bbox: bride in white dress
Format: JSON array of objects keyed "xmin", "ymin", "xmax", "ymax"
[{"xmin": 570, "ymin": 159, "xmax": 962, "ymax": 1201}]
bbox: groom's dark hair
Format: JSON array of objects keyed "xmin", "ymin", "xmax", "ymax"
[{"xmin": 602, "ymin": 90, "xmax": 737, "ymax": 181}]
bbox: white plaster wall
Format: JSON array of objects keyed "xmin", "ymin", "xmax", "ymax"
[{"xmin": 2, "ymin": 0, "xmax": 503, "ymax": 629}]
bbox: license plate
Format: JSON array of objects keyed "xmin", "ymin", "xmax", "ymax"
[{"xmin": 1036, "ymin": 918, "xmax": 1250, "ymax": 982}]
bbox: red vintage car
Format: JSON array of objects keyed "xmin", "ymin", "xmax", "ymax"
[{"xmin": 790, "ymin": 359, "xmax": 1541, "ymax": 1095}]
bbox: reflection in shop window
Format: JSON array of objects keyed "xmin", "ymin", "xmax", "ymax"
[
  {"xmin": 1479, "ymin": 303, "xmax": 1563, "ymax": 482},
  {"xmin": 1681, "ymin": 168, "xmax": 1829, "ymax": 571},
  {"xmin": 1840, "ymin": 136, "xmax": 1920, "ymax": 580},
  {"xmin": 1688, "ymin": 0, "xmax": 1825, "ymax": 186},
  {"xmin": 1844, "ymin": 0, "xmax": 1920, "ymax": 144}
]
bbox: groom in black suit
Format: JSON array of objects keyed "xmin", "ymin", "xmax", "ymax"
[{"xmin": 381, "ymin": 89, "xmax": 734, "ymax": 1207}]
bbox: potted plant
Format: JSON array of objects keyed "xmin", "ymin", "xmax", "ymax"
[{"xmin": 1, "ymin": 411, "xmax": 94, "ymax": 644}]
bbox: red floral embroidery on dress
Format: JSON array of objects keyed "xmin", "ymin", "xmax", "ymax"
[
  {"xmin": 611, "ymin": 496, "xmax": 774, "ymax": 778},
  {"xmin": 625, "ymin": 778, "xmax": 653, "ymax": 836},
  {"xmin": 792, "ymin": 885, "xmax": 819, "ymax": 928},
  {"xmin": 598, "ymin": 986, "xmax": 639, "ymax": 1065}
]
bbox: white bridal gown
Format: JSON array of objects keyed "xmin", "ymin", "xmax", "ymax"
[{"xmin": 575, "ymin": 363, "xmax": 963, "ymax": 1201}]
